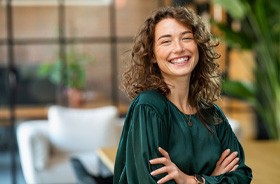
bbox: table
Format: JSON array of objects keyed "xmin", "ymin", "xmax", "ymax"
[
  {"xmin": 96, "ymin": 147, "xmax": 117, "ymax": 173},
  {"xmin": 97, "ymin": 141, "xmax": 280, "ymax": 184},
  {"xmin": 241, "ymin": 140, "xmax": 280, "ymax": 184}
]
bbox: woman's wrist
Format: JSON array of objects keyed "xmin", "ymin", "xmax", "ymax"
[
  {"xmin": 193, "ymin": 174, "xmax": 205, "ymax": 184},
  {"xmin": 184, "ymin": 174, "xmax": 202, "ymax": 184}
]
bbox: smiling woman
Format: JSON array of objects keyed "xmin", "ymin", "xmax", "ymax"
[
  {"xmin": 114, "ymin": 6, "xmax": 252, "ymax": 184},
  {"xmin": 153, "ymin": 18, "xmax": 199, "ymax": 80}
]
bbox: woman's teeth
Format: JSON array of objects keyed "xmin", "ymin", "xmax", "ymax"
[{"xmin": 171, "ymin": 57, "xmax": 189, "ymax": 64}]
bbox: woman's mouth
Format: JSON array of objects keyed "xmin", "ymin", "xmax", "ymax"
[{"xmin": 170, "ymin": 56, "xmax": 190, "ymax": 64}]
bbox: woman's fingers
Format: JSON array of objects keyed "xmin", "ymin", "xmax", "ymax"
[
  {"xmin": 150, "ymin": 166, "xmax": 168, "ymax": 176},
  {"xmin": 149, "ymin": 147, "xmax": 172, "ymax": 177},
  {"xmin": 151, "ymin": 164, "xmax": 182, "ymax": 184},
  {"xmin": 216, "ymin": 149, "xmax": 230, "ymax": 166},
  {"xmin": 230, "ymin": 164, "xmax": 239, "ymax": 172},
  {"xmin": 149, "ymin": 147, "xmax": 171, "ymax": 165},
  {"xmin": 221, "ymin": 151, "xmax": 238, "ymax": 168},
  {"xmin": 150, "ymin": 157, "xmax": 169, "ymax": 165},
  {"xmin": 212, "ymin": 149, "xmax": 240, "ymax": 176},
  {"xmin": 156, "ymin": 172, "xmax": 176, "ymax": 184},
  {"xmin": 224, "ymin": 157, "xmax": 239, "ymax": 171},
  {"xmin": 158, "ymin": 147, "xmax": 170, "ymax": 159},
  {"xmin": 150, "ymin": 147, "xmax": 186, "ymax": 183}
]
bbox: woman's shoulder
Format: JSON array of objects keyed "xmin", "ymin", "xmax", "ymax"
[
  {"xmin": 199, "ymin": 103, "xmax": 226, "ymax": 125},
  {"xmin": 209, "ymin": 104, "xmax": 232, "ymax": 129},
  {"xmin": 212, "ymin": 104, "xmax": 227, "ymax": 120},
  {"xmin": 210, "ymin": 104, "xmax": 240, "ymax": 140},
  {"xmin": 138, "ymin": 90, "xmax": 166, "ymax": 102},
  {"xmin": 131, "ymin": 90, "xmax": 168, "ymax": 114}
]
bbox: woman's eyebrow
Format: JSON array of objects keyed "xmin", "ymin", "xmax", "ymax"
[
  {"xmin": 157, "ymin": 34, "xmax": 171, "ymax": 41},
  {"xmin": 157, "ymin": 30, "xmax": 193, "ymax": 41},
  {"xmin": 181, "ymin": 30, "xmax": 193, "ymax": 36}
]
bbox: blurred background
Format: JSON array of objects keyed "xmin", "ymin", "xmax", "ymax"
[{"xmin": 0, "ymin": 0, "xmax": 279, "ymax": 184}]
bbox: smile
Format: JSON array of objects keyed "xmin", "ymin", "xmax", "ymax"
[{"xmin": 170, "ymin": 56, "xmax": 190, "ymax": 64}]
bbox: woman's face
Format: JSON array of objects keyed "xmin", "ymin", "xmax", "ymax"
[{"xmin": 153, "ymin": 18, "xmax": 199, "ymax": 81}]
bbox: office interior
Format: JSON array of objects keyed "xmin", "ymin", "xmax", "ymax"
[{"xmin": 0, "ymin": 0, "xmax": 279, "ymax": 184}]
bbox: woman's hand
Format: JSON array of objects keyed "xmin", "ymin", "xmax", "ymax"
[
  {"xmin": 149, "ymin": 147, "xmax": 196, "ymax": 184},
  {"xmin": 211, "ymin": 149, "xmax": 239, "ymax": 176}
]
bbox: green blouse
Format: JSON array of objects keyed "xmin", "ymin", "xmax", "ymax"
[{"xmin": 114, "ymin": 90, "xmax": 252, "ymax": 184}]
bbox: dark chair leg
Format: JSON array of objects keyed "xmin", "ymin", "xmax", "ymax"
[
  {"xmin": 70, "ymin": 157, "xmax": 113, "ymax": 184},
  {"xmin": 93, "ymin": 175, "xmax": 113, "ymax": 184},
  {"xmin": 70, "ymin": 157, "xmax": 98, "ymax": 184}
]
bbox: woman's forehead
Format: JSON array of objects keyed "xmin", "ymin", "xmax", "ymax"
[{"xmin": 154, "ymin": 18, "xmax": 192, "ymax": 37}]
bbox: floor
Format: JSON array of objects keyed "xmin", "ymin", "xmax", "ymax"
[{"xmin": 0, "ymin": 150, "xmax": 26, "ymax": 184}]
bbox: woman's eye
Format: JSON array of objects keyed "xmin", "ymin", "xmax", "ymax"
[
  {"xmin": 183, "ymin": 37, "xmax": 193, "ymax": 41},
  {"xmin": 162, "ymin": 40, "xmax": 170, "ymax": 43},
  {"xmin": 161, "ymin": 40, "xmax": 171, "ymax": 44}
]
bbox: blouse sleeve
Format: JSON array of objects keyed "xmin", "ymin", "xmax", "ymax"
[
  {"xmin": 123, "ymin": 104, "xmax": 174, "ymax": 184},
  {"xmin": 202, "ymin": 106, "xmax": 253, "ymax": 183}
]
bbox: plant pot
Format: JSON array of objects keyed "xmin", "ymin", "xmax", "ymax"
[{"xmin": 67, "ymin": 88, "xmax": 84, "ymax": 107}]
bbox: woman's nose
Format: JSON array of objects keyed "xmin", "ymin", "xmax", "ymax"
[{"xmin": 173, "ymin": 40, "xmax": 184, "ymax": 53}]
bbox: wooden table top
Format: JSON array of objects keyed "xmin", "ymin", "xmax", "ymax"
[
  {"xmin": 97, "ymin": 140, "xmax": 280, "ymax": 184},
  {"xmin": 241, "ymin": 140, "xmax": 280, "ymax": 184},
  {"xmin": 96, "ymin": 147, "xmax": 118, "ymax": 173}
]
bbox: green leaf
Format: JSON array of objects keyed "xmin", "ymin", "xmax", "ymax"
[
  {"xmin": 37, "ymin": 48, "xmax": 94, "ymax": 90},
  {"xmin": 222, "ymin": 79, "xmax": 255, "ymax": 104},
  {"xmin": 213, "ymin": 0, "xmax": 280, "ymax": 139},
  {"xmin": 212, "ymin": 0, "xmax": 247, "ymax": 20},
  {"xmin": 37, "ymin": 63, "xmax": 52, "ymax": 78},
  {"xmin": 212, "ymin": 21, "xmax": 253, "ymax": 49}
]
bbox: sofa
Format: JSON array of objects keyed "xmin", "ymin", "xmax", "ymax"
[{"xmin": 16, "ymin": 105, "xmax": 123, "ymax": 184}]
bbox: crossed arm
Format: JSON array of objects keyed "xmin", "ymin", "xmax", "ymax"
[
  {"xmin": 150, "ymin": 147, "xmax": 239, "ymax": 184},
  {"xmin": 114, "ymin": 104, "xmax": 252, "ymax": 184}
]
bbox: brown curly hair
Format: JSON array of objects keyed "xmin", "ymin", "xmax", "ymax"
[{"xmin": 121, "ymin": 6, "xmax": 221, "ymax": 109}]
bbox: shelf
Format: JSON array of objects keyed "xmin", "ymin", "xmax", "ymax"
[{"xmin": 1, "ymin": 0, "xmax": 112, "ymax": 6}]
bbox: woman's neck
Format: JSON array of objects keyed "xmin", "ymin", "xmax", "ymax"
[{"xmin": 166, "ymin": 77, "xmax": 196, "ymax": 114}]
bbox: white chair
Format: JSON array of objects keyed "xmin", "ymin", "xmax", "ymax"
[
  {"xmin": 16, "ymin": 105, "xmax": 123, "ymax": 184},
  {"xmin": 228, "ymin": 117, "xmax": 242, "ymax": 139}
]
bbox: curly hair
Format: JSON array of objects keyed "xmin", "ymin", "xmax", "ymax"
[{"xmin": 121, "ymin": 6, "xmax": 221, "ymax": 109}]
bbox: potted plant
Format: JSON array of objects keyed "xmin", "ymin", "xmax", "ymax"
[
  {"xmin": 38, "ymin": 48, "xmax": 93, "ymax": 107},
  {"xmin": 212, "ymin": 0, "xmax": 280, "ymax": 139}
]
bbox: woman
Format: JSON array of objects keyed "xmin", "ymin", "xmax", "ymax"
[{"xmin": 114, "ymin": 6, "xmax": 252, "ymax": 184}]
